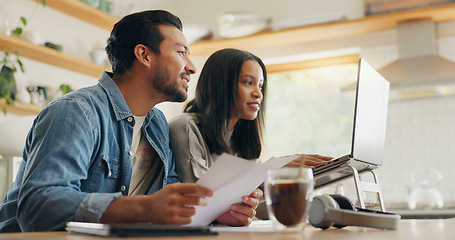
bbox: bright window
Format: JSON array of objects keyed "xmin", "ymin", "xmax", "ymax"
[{"xmin": 263, "ymin": 62, "xmax": 358, "ymax": 159}]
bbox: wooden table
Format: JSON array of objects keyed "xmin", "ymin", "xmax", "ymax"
[{"xmin": 1, "ymin": 219, "xmax": 454, "ymax": 240}]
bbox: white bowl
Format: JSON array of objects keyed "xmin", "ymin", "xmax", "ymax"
[
  {"xmin": 183, "ymin": 24, "xmax": 212, "ymax": 44},
  {"xmin": 216, "ymin": 12, "xmax": 271, "ymax": 38}
]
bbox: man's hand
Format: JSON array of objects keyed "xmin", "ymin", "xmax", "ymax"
[
  {"xmin": 100, "ymin": 183, "xmax": 213, "ymax": 225},
  {"xmin": 285, "ymin": 154, "xmax": 333, "ymax": 168},
  {"xmin": 215, "ymin": 188, "xmax": 263, "ymax": 226}
]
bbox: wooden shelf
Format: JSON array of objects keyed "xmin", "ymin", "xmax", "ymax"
[
  {"xmin": 266, "ymin": 54, "xmax": 360, "ymax": 74},
  {"xmin": 0, "ymin": 0, "xmax": 115, "ymax": 116},
  {"xmin": 0, "ymin": 99, "xmax": 43, "ymax": 116},
  {"xmin": 34, "ymin": 0, "xmax": 455, "ymax": 58},
  {"xmin": 33, "ymin": 0, "xmax": 118, "ymax": 31},
  {"xmin": 189, "ymin": 3, "xmax": 455, "ymax": 56},
  {"xmin": 0, "ymin": 34, "xmax": 110, "ymax": 77},
  {"xmin": 6, "ymin": 1, "xmax": 455, "ymax": 116},
  {"xmin": 0, "ymin": 33, "xmax": 110, "ymax": 115}
]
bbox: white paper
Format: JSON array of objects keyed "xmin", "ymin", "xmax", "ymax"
[{"xmin": 186, "ymin": 153, "xmax": 299, "ymax": 226}]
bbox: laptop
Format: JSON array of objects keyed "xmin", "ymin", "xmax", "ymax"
[
  {"xmin": 66, "ymin": 221, "xmax": 216, "ymax": 237},
  {"xmin": 312, "ymin": 58, "xmax": 390, "ymax": 188}
]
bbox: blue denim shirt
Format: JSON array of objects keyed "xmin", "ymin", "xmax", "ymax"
[{"xmin": 0, "ymin": 72, "xmax": 180, "ymax": 232}]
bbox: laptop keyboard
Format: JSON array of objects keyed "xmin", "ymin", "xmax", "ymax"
[{"xmin": 312, "ymin": 155, "xmax": 351, "ymax": 175}]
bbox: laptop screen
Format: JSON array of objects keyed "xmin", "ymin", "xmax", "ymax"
[{"xmin": 351, "ymin": 58, "xmax": 390, "ymax": 166}]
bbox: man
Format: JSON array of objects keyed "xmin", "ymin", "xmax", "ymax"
[{"xmin": 0, "ymin": 10, "xmax": 261, "ymax": 232}]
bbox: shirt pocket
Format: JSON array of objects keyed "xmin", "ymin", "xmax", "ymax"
[
  {"xmin": 99, "ymin": 155, "xmax": 121, "ymax": 179},
  {"xmin": 86, "ymin": 155, "xmax": 121, "ymax": 193}
]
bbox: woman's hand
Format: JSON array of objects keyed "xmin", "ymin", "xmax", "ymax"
[
  {"xmin": 285, "ymin": 154, "xmax": 333, "ymax": 168},
  {"xmin": 215, "ymin": 188, "xmax": 263, "ymax": 226}
]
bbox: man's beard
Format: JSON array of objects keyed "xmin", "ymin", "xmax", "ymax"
[{"xmin": 152, "ymin": 70, "xmax": 188, "ymax": 103}]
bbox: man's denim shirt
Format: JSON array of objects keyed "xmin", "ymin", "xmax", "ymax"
[{"xmin": 0, "ymin": 72, "xmax": 180, "ymax": 232}]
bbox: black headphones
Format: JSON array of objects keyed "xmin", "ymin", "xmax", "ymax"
[{"xmin": 309, "ymin": 194, "xmax": 400, "ymax": 230}]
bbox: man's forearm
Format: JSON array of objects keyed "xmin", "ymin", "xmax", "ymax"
[
  {"xmin": 99, "ymin": 195, "xmax": 148, "ymax": 223},
  {"xmin": 76, "ymin": 192, "xmax": 122, "ymax": 223}
]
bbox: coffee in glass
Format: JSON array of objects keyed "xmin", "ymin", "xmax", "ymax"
[{"xmin": 265, "ymin": 167, "xmax": 314, "ymax": 231}]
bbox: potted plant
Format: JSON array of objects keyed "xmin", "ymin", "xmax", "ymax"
[
  {"xmin": 0, "ymin": 52, "xmax": 23, "ymax": 114},
  {"xmin": 0, "ymin": 0, "xmax": 46, "ymax": 114}
]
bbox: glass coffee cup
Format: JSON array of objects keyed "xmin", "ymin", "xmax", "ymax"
[{"xmin": 265, "ymin": 167, "xmax": 314, "ymax": 231}]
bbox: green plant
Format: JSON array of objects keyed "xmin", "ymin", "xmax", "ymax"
[
  {"xmin": 0, "ymin": 52, "xmax": 23, "ymax": 114},
  {"xmin": 11, "ymin": 0, "xmax": 47, "ymax": 37},
  {"xmin": 1, "ymin": 0, "xmax": 47, "ymax": 114},
  {"xmin": 59, "ymin": 84, "xmax": 73, "ymax": 95}
]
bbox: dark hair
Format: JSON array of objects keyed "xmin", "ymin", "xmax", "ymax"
[
  {"xmin": 106, "ymin": 10, "xmax": 183, "ymax": 74},
  {"xmin": 185, "ymin": 48, "xmax": 267, "ymax": 160}
]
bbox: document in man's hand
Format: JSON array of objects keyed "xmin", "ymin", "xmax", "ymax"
[{"xmin": 187, "ymin": 153, "xmax": 299, "ymax": 226}]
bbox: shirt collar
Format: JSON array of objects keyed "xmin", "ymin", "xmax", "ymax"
[
  {"xmin": 99, "ymin": 71, "xmax": 133, "ymax": 121},
  {"xmin": 99, "ymin": 71, "xmax": 157, "ymax": 122}
]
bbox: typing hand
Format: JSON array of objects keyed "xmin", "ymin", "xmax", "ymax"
[{"xmin": 285, "ymin": 154, "xmax": 333, "ymax": 168}]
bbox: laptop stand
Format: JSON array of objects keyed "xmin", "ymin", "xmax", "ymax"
[{"xmin": 347, "ymin": 164, "xmax": 386, "ymax": 211}]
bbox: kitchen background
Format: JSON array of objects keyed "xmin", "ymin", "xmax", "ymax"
[{"xmin": 1, "ymin": 0, "xmax": 455, "ymax": 210}]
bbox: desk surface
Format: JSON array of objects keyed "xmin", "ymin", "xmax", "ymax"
[{"xmin": 1, "ymin": 219, "xmax": 455, "ymax": 240}]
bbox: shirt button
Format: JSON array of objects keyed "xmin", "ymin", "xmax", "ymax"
[
  {"xmin": 129, "ymin": 151, "xmax": 133, "ymax": 156},
  {"xmin": 127, "ymin": 117, "xmax": 133, "ymax": 122},
  {"xmin": 121, "ymin": 185, "xmax": 126, "ymax": 191},
  {"xmin": 107, "ymin": 171, "xmax": 112, "ymax": 177}
]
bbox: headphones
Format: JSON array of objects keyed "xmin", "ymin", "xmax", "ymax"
[{"xmin": 309, "ymin": 194, "xmax": 400, "ymax": 230}]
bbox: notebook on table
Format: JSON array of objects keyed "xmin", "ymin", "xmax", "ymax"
[
  {"xmin": 66, "ymin": 221, "xmax": 217, "ymax": 237},
  {"xmin": 312, "ymin": 58, "xmax": 390, "ymax": 188}
]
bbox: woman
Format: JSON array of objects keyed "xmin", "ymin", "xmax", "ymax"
[{"xmin": 169, "ymin": 48, "xmax": 332, "ymax": 184}]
